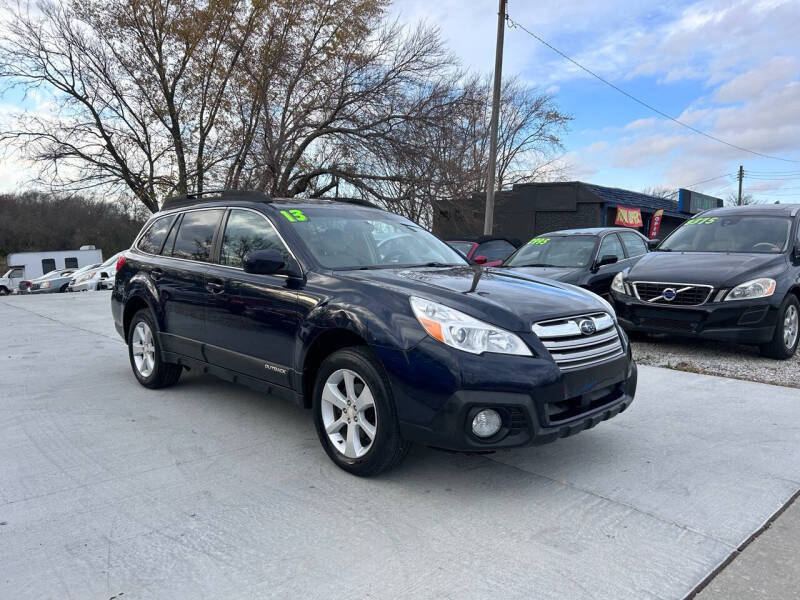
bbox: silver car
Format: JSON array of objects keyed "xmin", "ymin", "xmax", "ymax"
[{"xmin": 28, "ymin": 269, "xmax": 77, "ymax": 294}]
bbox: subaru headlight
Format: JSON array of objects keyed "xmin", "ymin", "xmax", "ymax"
[
  {"xmin": 724, "ymin": 278, "xmax": 776, "ymax": 301},
  {"xmin": 409, "ymin": 296, "xmax": 532, "ymax": 356},
  {"xmin": 611, "ymin": 272, "xmax": 627, "ymax": 294}
]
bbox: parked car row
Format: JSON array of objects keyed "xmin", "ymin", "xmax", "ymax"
[
  {"xmin": 457, "ymin": 204, "xmax": 799, "ymax": 360},
  {"xmin": 9, "ymin": 251, "xmax": 124, "ymax": 294}
]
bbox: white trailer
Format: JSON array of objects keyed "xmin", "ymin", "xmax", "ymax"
[{"xmin": 0, "ymin": 248, "xmax": 104, "ymax": 294}]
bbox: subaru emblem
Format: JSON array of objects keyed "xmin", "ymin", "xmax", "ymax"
[{"xmin": 579, "ymin": 319, "xmax": 596, "ymax": 336}]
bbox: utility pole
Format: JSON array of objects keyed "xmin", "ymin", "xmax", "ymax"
[
  {"xmin": 483, "ymin": 0, "xmax": 506, "ymax": 235},
  {"xmin": 737, "ymin": 165, "xmax": 744, "ymax": 205}
]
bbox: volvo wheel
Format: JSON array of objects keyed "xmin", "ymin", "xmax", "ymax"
[
  {"xmin": 760, "ymin": 295, "xmax": 800, "ymax": 359},
  {"xmin": 128, "ymin": 309, "xmax": 183, "ymax": 388},
  {"xmin": 313, "ymin": 347, "xmax": 410, "ymax": 476}
]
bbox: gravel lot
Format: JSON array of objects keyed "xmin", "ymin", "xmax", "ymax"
[{"xmin": 630, "ymin": 334, "xmax": 800, "ymax": 389}]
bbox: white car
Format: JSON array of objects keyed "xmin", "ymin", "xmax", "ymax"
[
  {"xmin": 69, "ymin": 252, "xmax": 122, "ymax": 292},
  {"xmin": 0, "ymin": 267, "xmax": 25, "ymax": 295}
]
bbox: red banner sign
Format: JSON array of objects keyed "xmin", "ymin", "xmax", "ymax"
[
  {"xmin": 648, "ymin": 209, "xmax": 664, "ymax": 239},
  {"xmin": 615, "ymin": 206, "xmax": 643, "ymax": 228}
]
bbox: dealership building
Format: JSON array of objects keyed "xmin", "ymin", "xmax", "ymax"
[{"xmin": 433, "ymin": 181, "xmax": 723, "ymax": 242}]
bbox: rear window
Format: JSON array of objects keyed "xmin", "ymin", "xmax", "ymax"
[
  {"xmin": 476, "ymin": 240, "xmax": 516, "ymax": 261},
  {"xmin": 170, "ymin": 210, "xmax": 224, "ymax": 262},
  {"xmin": 448, "ymin": 241, "xmax": 474, "ymax": 255},
  {"xmin": 138, "ymin": 215, "xmax": 177, "ymax": 255}
]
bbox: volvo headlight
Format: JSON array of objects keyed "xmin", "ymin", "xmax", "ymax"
[
  {"xmin": 409, "ymin": 296, "xmax": 532, "ymax": 356},
  {"xmin": 724, "ymin": 278, "xmax": 776, "ymax": 301},
  {"xmin": 611, "ymin": 272, "xmax": 627, "ymax": 295}
]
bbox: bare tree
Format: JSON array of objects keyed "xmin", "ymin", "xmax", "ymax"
[
  {"xmin": 726, "ymin": 192, "xmax": 760, "ymax": 206},
  {"xmin": 641, "ymin": 185, "xmax": 675, "ymax": 200},
  {"xmin": 0, "ymin": 0, "xmax": 264, "ymax": 212}
]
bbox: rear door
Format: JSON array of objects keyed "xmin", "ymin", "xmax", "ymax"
[
  {"xmin": 203, "ymin": 208, "xmax": 301, "ymax": 388},
  {"xmin": 155, "ymin": 209, "xmax": 225, "ymax": 360}
]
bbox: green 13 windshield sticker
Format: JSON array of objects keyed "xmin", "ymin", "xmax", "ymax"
[
  {"xmin": 527, "ymin": 237, "xmax": 549, "ymax": 245},
  {"xmin": 281, "ymin": 209, "xmax": 308, "ymax": 222},
  {"xmin": 685, "ymin": 217, "xmax": 717, "ymax": 225}
]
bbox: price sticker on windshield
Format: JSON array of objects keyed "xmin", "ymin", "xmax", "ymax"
[
  {"xmin": 685, "ymin": 217, "xmax": 717, "ymax": 225},
  {"xmin": 527, "ymin": 237, "xmax": 549, "ymax": 245},
  {"xmin": 280, "ymin": 209, "xmax": 308, "ymax": 222}
]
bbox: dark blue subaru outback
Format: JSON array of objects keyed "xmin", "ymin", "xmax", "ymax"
[{"xmin": 112, "ymin": 191, "xmax": 637, "ymax": 475}]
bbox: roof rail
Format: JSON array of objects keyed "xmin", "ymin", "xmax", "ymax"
[{"xmin": 160, "ymin": 189, "xmax": 272, "ymax": 211}]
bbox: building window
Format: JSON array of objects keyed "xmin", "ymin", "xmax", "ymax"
[
  {"xmin": 41, "ymin": 258, "xmax": 56, "ymax": 274},
  {"xmin": 65, "ymin": 257, "xmax": 78, "ymax": 268}
]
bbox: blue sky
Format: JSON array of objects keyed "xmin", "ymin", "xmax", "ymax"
[
  {"xmin": 391, "ymin": 0, "xmax": 800, "ymax": 202},
  {"xmin": 1, "ymin": 0, "xmax": 798, "ymax": 202}
]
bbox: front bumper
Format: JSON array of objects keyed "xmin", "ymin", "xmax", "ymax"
[
  {"xmin": 611, "ymin": 290, "xmax": 779, "ymax": 344},
  {"xmin": 376, "ymin": 332, "xmax": 637, "ymax": 452}
]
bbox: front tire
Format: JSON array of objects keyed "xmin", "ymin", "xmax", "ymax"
[
  {"xmin": 127, "ymin": 309, "xmax": 183, "ymax": 388},
  {"xmin": 313, "ymin": 347, "xmax": 411, "ymax": 476},
  {"xmin": 0, "ymin": 287, "xmax": 9, "ymax": 296},
  {"xmin": 760, "ymin": 295, "xmax": 799, "ymax": 359}
]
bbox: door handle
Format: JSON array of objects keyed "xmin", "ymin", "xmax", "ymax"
[
  {"xmin": 150, "ymin": 268, "xmax": 164, "ymax": 281},
  {"xmin": 206, "ymin": 281, "xmax": 224, "ymax": 294}
]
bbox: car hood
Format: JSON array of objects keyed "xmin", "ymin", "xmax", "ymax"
[
  {"xmin": 337, "ymin": 266, "xmax": 607, "ymax": 332},
  {"xmin": 626, "ymin": 251, "xmax": 787, "ymax": 288},
  {"xmin": 501, "ymin": 266, "xmax": 581, "ymax": 283}
]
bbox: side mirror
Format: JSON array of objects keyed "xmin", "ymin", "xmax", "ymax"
[
  {"xmin": 472, "ymin": 255, "xmax": 488, "ymax": 265},
  {"xmin": 646, "ymin": 239, "xmax": 660, "ymax": 250},
  {"xmin": 243, "ymin": 249, "xmax": 302, "ymax": 278},
  {"xmin": 595, "ymin": 254, "xmax": 618, "ymax": 269}
]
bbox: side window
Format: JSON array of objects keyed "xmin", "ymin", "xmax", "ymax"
[
  {"xmin": 597, "ymin": 234, "xmax": 625, "ymax": 262},
  {"xmin": 42, "ymin": 258, "xmax": 56, "ymax": 274},
  {"xmin": 220, "ymin": 209, "xmax": 288, "ymax": 269},
  {"xmin": 170, "ymin": 210, "xmax": 224, "ymax": 262},
  {"xmin": 476, "ymin": 240, "xmax": 516, "ymax": 261},
  {"xmin": 620, "ymin": 232, "xmax": 648, "ymax": 257},
  {"xmin": 161, "ymin": 214, "xmax": 182, "ymax": 256},
  {"xmin": 10, "ymin": 268, "xmax": 23, "ymax": 278},
  {"xmin": 138, "ymin": 215, "xmax": 177, "ymax": 255},
  {"xmin": 65, "ymin": 257, "xmax": 78, "ymax": 268}
]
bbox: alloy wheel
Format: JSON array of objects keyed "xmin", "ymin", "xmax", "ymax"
[
  {"xmin": 784, "ymin": 304, "xmax": 799, "ymax": 349},
  {"xmin": 131, "ymin": 321, "xmax": 156, "ymax": 378},
  {"xmin": 320, "ymin": 368, "xmax": 377, "ymax": 459}
]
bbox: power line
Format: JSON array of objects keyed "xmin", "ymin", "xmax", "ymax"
[
  {"xmin": 662, "ymin": 173, "xmax": 735, "ymax": 198},
  {"xmin": 505, "ymin": 15, "xmax": 800, "ymax": 164}
]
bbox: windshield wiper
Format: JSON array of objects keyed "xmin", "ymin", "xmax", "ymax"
[{"xmin": 513, "ymin": 263, "xmax": 556, "ymax": 268}]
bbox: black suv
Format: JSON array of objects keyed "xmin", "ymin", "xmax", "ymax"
[
  {"xmin": 612, "ymin": 204, "xmax": 800, "ymax": 358},
  {"xmin": 112, "ymin": 192, "xmax": 637, "ymax": 475}
]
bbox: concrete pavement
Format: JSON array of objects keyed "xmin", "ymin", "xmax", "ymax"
[{"xmin": 1, "ymin": 292, "xmax": 799, "ymax": 599}]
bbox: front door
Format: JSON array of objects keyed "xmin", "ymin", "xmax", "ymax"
[
  {"xmin": 203, "ymin": 208, "xmax": 301, "ymax": 389},
  {"xmin": 587, "ymin": 233, "xmax": 628, "ymax": 298}
]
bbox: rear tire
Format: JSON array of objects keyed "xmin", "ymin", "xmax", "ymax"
[
  {"xmin": 759, "ymin": 295, "xmax": 799, "ymax": 359},
  {"xmin": 313, "ymin": 347, "xmax": 411, "ymax": 476},
  {"xmin": 127, "ymin": 309, "xmax": 183, "ymax": 388}
]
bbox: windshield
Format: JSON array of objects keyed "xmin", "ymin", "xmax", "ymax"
[
  {"xmin": 448, "ymin": 241, "xmax": 474, "ymax": 255},
  {"xmin": 659, "ymin": 215, "xmax": 792, "ymax": 253},
  {"xmin": 505, "ymin": 235, "xmax": 596, "ymax": 268},
  {"xmin": 279, "ymin": 206, "xmax": 467, "ymax": 269}
]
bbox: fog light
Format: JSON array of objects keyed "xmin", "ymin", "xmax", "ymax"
[{"xmin": 471, "ymin": 409, "xmax": 502, "ymax": 438}]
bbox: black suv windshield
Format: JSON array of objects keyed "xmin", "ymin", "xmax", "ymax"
[
  {"xmin": 660, "ymin": 215, "xmax": 792, "ymax": 253},
  {"xmin": 505, "ymin": 235, "xmax": 596, "ymax": 268},
  {"xmin": 280, "ymin": 206, "xmax": 467, "ymax": 269}
]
